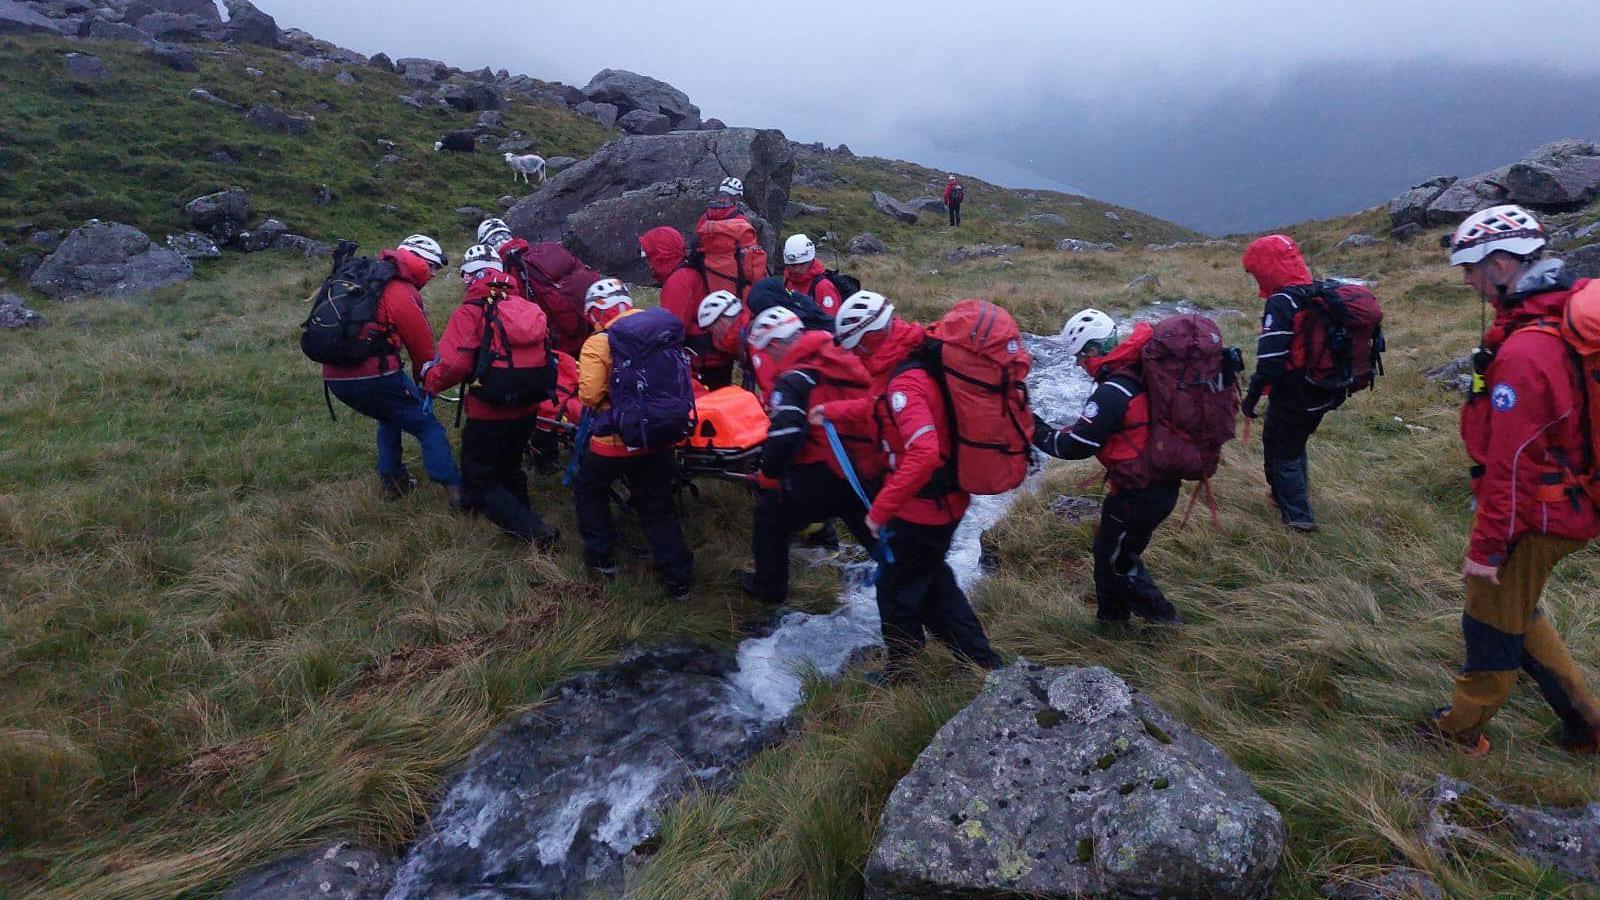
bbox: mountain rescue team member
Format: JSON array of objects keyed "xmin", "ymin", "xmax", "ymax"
[
  {"xmin": 781, "ymin": 234, "xmax": 843, "ymax": 317},
  {"xmin": 530, "ymin": 349, "xmax": 580, "ymax": 474},
  {"xmin": 1423, "ymin": 205, "xmax": 1600, "ymax": 757},
  {"xmin": 734, "ymin": 307, "xmax": 878, "ymax": 602},
  {"xmin": 640, "ymin": 225, "xmax": 738, "ymax": 389},
  {"xmin": 1241, "ymin": 234, "xmax": 1338, "ymax": 532},
  {"xmin": 477, "ymin": 218, "xmax": 525, "ymax": 295},
  {"xmin": 808, "ymin": 339, "xmax": 1004, "ymax": 682},
  {"xmin": 323, "ymin": 234, "xmax": 461, "ymax": 503},
  {"xmin": 697, "ymin": 177, "xmax": 747, "ymax": 229},
  {"xmin": 421, "ymin": 245, "xmax": 560, "ymax": 548},
  {"xmin": 1031, "ymin": 309, "xmax": 1182, "ymax": 626},
  {"xmin": 832, "ymin": 291, "xmax": 929, "ymax": 390},
  {"xmin": 942, "ymin": 175, "xmax": 964, "ymax": 227},
  {"xmin": 694, "ymin": 289, "xmax": 750, "ymax": 388},
  {"xmin": 572, "ymin": 278, "xmax": 695, "ymax": 602}
]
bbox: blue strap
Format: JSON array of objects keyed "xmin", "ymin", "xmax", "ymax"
[
  {"xmin": 564, "ymin": 409, "xmax": 593, "ymax": 487},
  {"xmin": 822, "ymin": 417, "xmax": 894, "ymax": 576}
]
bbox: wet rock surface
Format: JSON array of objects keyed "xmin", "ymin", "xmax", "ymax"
[
  {"xmin": 1418, "ymin": 775, "xmax": 1600, "ymax": 889},
  {"xmin": 221, "ymin": 841, "xmax": 392, "ymax": 900},
  {"xmin": 384, "ymin": 642, "xmax": 782, "ymax": 899},
  {"xmin": 866, "ymin": 664, "xmax": 1284, "ymax": 899}
]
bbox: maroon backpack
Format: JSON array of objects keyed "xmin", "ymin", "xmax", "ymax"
[
  {"xmin": 1292, "ymin": 280, "xmax": 1385, "ymax": 394},
  {"xmin": 509, "ymin": 242, "xmax": 600, "ymax": 358},
  {"xmin": 1109, "ymin": 314, "xmax": 1241, "ymax": 489}
]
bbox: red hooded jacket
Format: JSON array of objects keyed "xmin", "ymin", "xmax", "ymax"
[
  {"xmin": 1460, "ymin": 279, "xmax": 1600, "ymax": 566},
  {"xmin": 855, "ymin": 317, "xmax": 930, "ymax": 391},
  {"xmin": 640, "ymin": 226, "xmax": 733, "ymax": 371},
  {"xmin": 423, "ymin": 277, "xmax": 548, "ymax": 421},
  {"xmin": 322, "ymin": 248, "xmax": 437, "ymax": 382},
  {"xmin": 782, "ymin": 259, "xmax": 843, "ymax": 317},
  {"xmin": 1241, "ymin": 234, "xmax": 1313, "ymax": 299},
  {"xmin": 1082, "ymin": 323, "xmax": 1154, "ymax": 482},
  {"xmin": 823, "ymin": 366, "xmax": 967, "ymax": 527}
]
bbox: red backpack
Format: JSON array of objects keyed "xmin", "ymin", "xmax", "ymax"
[
  {"xmin": 462, "ymin": 284, "xmax": 553, "ymax": 414},
  {"xmin": 915, "ymin": 299, "xmax": 1035, "ymax": 496},
  {"xmin": 694, "ymin": 217, "xmax": 768, "ymax": 300},
  {"xmin": 784, "ymin": 331, "xmax": 886, "ymax": 481},
  {"xmin": 1292, "ymin": 280, "xmax": 1385, "ymax": 394},
  {"xmin": 1108, "ymin": 314, "xmax": 1240, "ymax": 490},
  {"xmin": 508, "ymin": 242, "xmax": 599, "ymax": 358}
]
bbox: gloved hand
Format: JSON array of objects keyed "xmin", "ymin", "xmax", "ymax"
[
  {"xmin": 418, "ymin": 358, "xmax": 438, "ymax": 389},
  {"xmin": 1242, "ymin": 378, "xmax": 1264, "ymax": 420},
  {"xmin": 1030, "ymin": 412, "xmax": 1057, "ymax": 453},
  {"xmin": 754, "ymin": 472, "xmax": 782, "ymax": 492}
]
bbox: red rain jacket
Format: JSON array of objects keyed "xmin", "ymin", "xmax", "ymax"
[
  {"xmin": 824, "ymin": 367, "xmax": 967, "ymax": 527},
  {"xmin": 783, "ymin": 259, "xmax": 843, "ymax": 317},
  {"xmin": 424, "ymin": 276, "xmax": 547, "ymax": 421},
  {"xmin": 1460, "ymin": 281, "xmax": 1600, "ymax": 566},
  {"xmin": 1241, "ymin": 234, "xmax": 1313, "ymax": 299},
  {"xmin": 322, "ymin": 248, "xmax": 437, "ymax": 382},
  {"xmin": 855, "ymin": 317, "xmax": 930, "ymax": 391},
  {"xmin": 640, "ymin": 226, "xmax": 734, "ymax": 372}
]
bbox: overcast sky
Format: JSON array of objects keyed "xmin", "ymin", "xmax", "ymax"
[{"xmin": 254, "ymin": 1, "xmax": 1600, "ymax": 231}]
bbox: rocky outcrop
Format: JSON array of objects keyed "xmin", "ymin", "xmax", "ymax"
[
  {"xmin": 1049, "ymin": 495, "xmax": 1102, "ymax": 524},
  {"xmin": 871, "ymin": 191, "xmax": 919, "ymax": 224},
  {"xmin": 866, "ymin": 665, "xmax": 1284, "ymax": 899},
  {"xmin": 441, "ymin": 82, "xmax": 503, "ymax": 113},
  {"xmin": 1419, "ymin": 775, "xmax": 1600, "ymax": 890},
  {"xmin": 847, "ymin": 232, "xmax": 886, "ymax": 255},
  {"xmin": 1320, "ymin": 868, "xmax": 1443, "ymax": 900},
  {"xmin": 222, "ymin": 0, "xmax": 281, "ymax": 48},
  {"xmin": 573, "ymin": 100, "xmax": 619, "ymax": 129},
  {"xmin": 618, "ymin": 108, "xmax": 671, "ymax": 135},
  {"xmin": 0, "ymin": 0, "xmax": 73, "ymax": 35},
  {"xmin": 29, "ymin": 221, "xmax": 193, "ymax": 300},
  {"xmin": 946, "ymin": 244, "xmax": 1022, "ymax": 263},
  {"xmin": 1336, "ymin": 233, "xmax": 1381, "ymax": 250},
  {"xmin": 165, "ymin": 231, "xmax": 222, "ymax": 259},
  {"xmin": 564, "ymin": 178, "xmax": 774, "ymax": 283},
  {"xmin": 147, "ymin": 42, "xmax": 197, "ymax": 71},
  {"xmin": 384, "ymin": 643, "xmax": 780, "ymax": 899},
  {"xmin": 582, "ymin": 68, "xmax": 701, "ymax": 130},
  {"xmin": 233, "ymin": 218, "xmax": 288, "ymax": 252},
  {"xmin": 907, "ymin": 196, "xmax": 948, "ymax": 214},
  {"xmin": 1388, "ymin": 176, "xmax": 1458, "ymax": 228},
  {"xmin": 245, "ymin": 104, "xmax": 312, "ymax": 136},
  {"xmin": 1058, "ymin": 238, "xmax": 1118, "ymax": 253},
  {"xmin": 0, "ymin": 292, "xmax": 48, "ymax": 329},
  {"xmin": 506, "ymin": 128, "xmax": 793, "ymax": 258},
  {"xmin": 64, "ymin": 52, "xmax": 109, "ymax": 79},
  {"xmin": 182, "ymin": 188, "xmax": 251, "ymax": 242},
  {"xmin": 1390, "ymin": 141, "xmax": 1600, "ymax": 228},
  {"xmin": 219, "ymin": 841, "xmax": 391, "ymax": 900},
  {"xmin": 1566, "ymin": 244, "xmax": 1600, "ymax": 280}
]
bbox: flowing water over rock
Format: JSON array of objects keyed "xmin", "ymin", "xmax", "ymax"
[{"xmin": 376, "ymin": 329, "xmax": 1096, "ymax": 899}]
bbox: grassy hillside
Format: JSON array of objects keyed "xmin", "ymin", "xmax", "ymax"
[{"xmin": 0, "ymin": 33, "xmax": 610, "ymax": 274}]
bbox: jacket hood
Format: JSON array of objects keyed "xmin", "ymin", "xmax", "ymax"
[
  {"xmin": 1242, "ymin": 235, "xmax": 1312, "ymax": 298},
  {"xmin": 382, "ymin": 248, "xmax": 434, "ymax": 287},
  {"xmin": 703, "ymin": 202, "xmax": 740, "ymax": 221},
  {"xmin": 1083, "ymin": 321, "xmax": 1153, "ymax": 380},
  {"xmin": 861, "ymin": 317, "xmax": 929, "ymax": 376},
  {"xmin": 639, "ymin": 226, "xmax": 686, "ymax": 284},
  {"xmin": 784, "ymin": 259, "xmax": 826, "ymax": 282}
]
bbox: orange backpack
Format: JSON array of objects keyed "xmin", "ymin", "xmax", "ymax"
[
  {"xmin": 1556, "ymin": 279, "xmax": 1600, "ymax": 505},
  {"xmin": 693, "ymin": 217, "xmax": 768, "ymax": 300}
]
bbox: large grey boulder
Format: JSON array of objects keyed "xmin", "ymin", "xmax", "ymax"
[
  {"xmin": 0, "ymin": 0, "xmax": 74, "ymax": 34},
  {"xmin": 441, "ymin": 82, "xmax": 503, "ymax": 113},
  {"xmin": 1565, "ymin": 244, "xmax": 1600, "ymax": 280},
  {"xmin": 618, "ymin": 108, "xmax": 671, "ymax": 135},
  {"xmin": 866, "ymin": 664, "xmax": 1284, "ymax": 899},
  {"xmin": 182, "ymin": 187, "xmax": 251, "ymax": 242},
  {"xmin": 149, "ymin": 0, "xmax": 223, "ymax": 20},
  {"xmin": 396, "ymin": 57, "xmax": 447, "ymax": 83},
  {"xmin": 384, "ymin": 643, "xmax": 779, "ymax": 899},
  {"xmin": 233, "ymin": 218, "xmax": 289, "ymax": 253},
  {"xmin": 1419, "ymin": 775, "xmax": 1600, "ymax": 889},
  {"xmin": 1502, "ymin": 139, "xmax": 1600, "ymax": 209},
  {"xmin": 88, "ymin": 19, "xmax": 154, "ymax": 43},
  {"xmin": 908, "ymin": 196, "xmax": 948, "ymax": 214},
  {"xmin": 847, "ymin": 232, "xmax": 886, "ymax": 255},
  {"xmin": 947, "ymin": 243, "xmax": 1022, "ymax": 263},
  {"xmin": 165, "ymin": 231, "xmax": 222, "ymax": 260},
  {"xmin": 64, "ymin": 52, "xmax": 109, "ymax": 80},
  {"xmin": 564, "ymin": 178, "xmax": 775, "ymax": 283},
  {"xmin": 246, "ymin": 104, "xmax": 313, "ymax": 136},
  {"xmin": 871, "ymin": 191, "xmax": 920, "ymax": 225},
  {"xmin": 219, "ymin": 841, "xmax": 392, "ymax": 900},
  {"xmin": 582, "ymin": 68, "xmax": 700, "ymax": 129},
  {"xmin": 573, "ymin": 99, "xmax": 619, "ymax": 129},
  {"xmin": 147, "ymin": 42, "xmax": 197, "ymax": 72},
  {"xmin": 1058, "ymin": 238, "xmax": 1118, "ymax": 253},
  {"xmin": 1425, "ymin": 169, "xmax": 1512, "ymax": 223},
  {"xmin": 29, "ymin": 222, "xmax": 193, "ymax": 300},
  {"xmin": 135, "ymin": 11, "xmax": 210, "ymax": 41},
  {"xmin": 506, "ymin": 127, "xmax": 793, "ymax": 249}
]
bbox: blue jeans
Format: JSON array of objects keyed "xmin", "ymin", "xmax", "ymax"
[{"xmin": 327, "ymin": 372, "xmax": 459, "ymax": 485}]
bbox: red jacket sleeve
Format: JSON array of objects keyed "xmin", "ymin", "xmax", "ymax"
[
  {"xmin": 423, "ymin": 304, "xmax": 481, "ymax": 395},
  {"xmin": 383, "ymin": 282, "xmax": 437, "ymax": 380},
  {"xmin": 1466, "ymin": 343, "xmax": 1565, "ymax": 566},
  {"xmin": 868, "ymin": 371, "xmax": 943, "ymax": 526},
  {"xmin": 942, "ymin": 184, "xmax": 954, "ymax": 204},
  {"xmin": 819, "ymin": 395, "xmax": 877, "ymax": 433},
  {"xmin": 814, "ymin": 277, "xmax": 843, "ymax": 315},
  {"xmin": 659, "ymin": 269, "xmax": 704, "ymax": 334}
]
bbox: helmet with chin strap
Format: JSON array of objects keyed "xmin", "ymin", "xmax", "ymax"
[
  {"xmin": 1061, "ymin": 308, "xmax": 1118, "ymax": 357},
  {"xmin": 833, "ymin": 291, "xmax": 893, "ymax": 350},
  {"xmin": 1449, "ymin": 205, "xmax": 1547, "ymax": 267}
]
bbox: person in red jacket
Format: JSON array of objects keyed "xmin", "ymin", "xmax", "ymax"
[
  {"xmin": 781, "ymin": 234, "xmax": 843, "ymax": 317},
  {"xmin": 421, "ymin": 245, "xmax": 560, "ymax": 547},
  {"xmin": 809, "ymin": 342, "xmax": 1004, "ymax": 682},
  {"xmin": 323, "ymin": 234, "xmax": 460, "ymax": 502},
  {"xmin": 639, "ymin": 225, "xmax": 737, "ymax": 389},
  {"xmin": 942, "ymin": 175, "xmax": 964, "ymax": 227},
  {"xmin": 1424, "ymin": 205, "xmax": 1600, "ymax": 757},
  {"xmin": 1031, "ymin": 310, "xmax": 1182, "ymax": 626},
  {"xmin": 696, "ymin": 177, "xmax": 748, "ymax": 230},
  {"xmin": 833, "ymin": 291, "xmax": 929, "ymax": 390}
]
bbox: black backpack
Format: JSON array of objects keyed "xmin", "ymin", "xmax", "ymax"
[
  {"xmin": 950, "ymin": 184, "xmax": 964, "ymax": 203},
  {"xmin": 810, "ymin": 269, "xmax": 861, "ymax": 303},
  {"xmin": 300, "ymin": 241, "xmax": 398, "ymax": 367}
]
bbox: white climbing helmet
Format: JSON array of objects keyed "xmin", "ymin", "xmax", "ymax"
[
  {"xmin": 460, "ymin": 243, "xmax": 503, "ymax": 280},
  {"xmin": 718, "ymin": 176, "xmax": 744, "ymax": 198},
  {"xmin": 834, "ymin": 290, "xmax": 894, "ymax": 350},
  {"xmin": 1449, "ymin": 204, "xmax": 1548, "ymax": 267},
  {"xmin": 583, "ymin": 277, "xmax": 632, "ymax": 314},
  {"xmin": 1061, "ymin": 308, "xmax": 1118, "ymax": 357},
  {"xmin": 476, "ymin": 217, "xmax": 513, "ymax": 249},
  {"xmin": 398, "ymin": 234, "xmax": 446, "ymax": 268},
  {"xmin": 748, "ymin": 306, "xmax": 803, "ymax": 351},
  {"xmin": 783, "ymin": 234, "xmax": 816, "ymax": 266},
  {"xmin": 696, "ymin": 290, "xmax": 743, "ymax": 328}
]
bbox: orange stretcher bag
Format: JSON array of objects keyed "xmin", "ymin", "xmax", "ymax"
[{"xmin": 686, "ymin": 386, "xmax": 769, "ymax": 451}]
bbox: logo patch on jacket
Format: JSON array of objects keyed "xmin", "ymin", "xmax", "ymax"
[
  {"xmin": 1081, "ymin": 400, "xmax": 1100, "ymax": 421},
  {"xmin": 1491, "ymin": 382, "xmax": 1518, "ymax": 412},
  {"xmin": 1263, "ymin": 314, "xmax": 1274, "ymax": 329},
  {"xmin": 890, "ymin": 391, "xmax": 907, "ymax": 412},
  {"xmin": 769, "ymin": 390, "xmax": 783, "ymax": 408}
]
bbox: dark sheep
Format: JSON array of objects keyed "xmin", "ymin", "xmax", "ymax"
[{"xmin": 434, "ymin": 130, "xmax": 477, "ymax": 153}]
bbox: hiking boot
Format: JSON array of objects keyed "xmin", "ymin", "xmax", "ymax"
[
  {"xmin": 807, "ymin": 521, "xmax": 841, "ymax": 552},
  {"xmin": 665, "ymin": 583, "xmax": 692, "ymax": 604},
  {"xmin": 531, "ymin": 525, "xmax": 560, "ymax": 551},
  {"xmin": 1556, "ymin": 725, "xmax": 1600, "ymax": 755},
  {"xmin": 445, "ymin": 483, "xmax": 465, "ymax": 511},
  {"xmin": 380, "ymin": 473, "xmax": 417, "ymax": 500},
  {"xmin": 1419, "ymin": 709, "xmax": 1491, "ymax": 758},
  {"xmin": 734, "ymin": 569, "xmax": 785, "ymax": 604},
  {"xmin": 1286, "ymin": 519, "xmax": 1319, "ymax": 533},
  {"xmin": 586, "ymin": 555, "xmax": 619, "ymax": 582}
]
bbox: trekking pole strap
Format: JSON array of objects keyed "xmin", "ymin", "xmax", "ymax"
[{"xmin": 822, "ymin": 417, "xmax": 894, "ymax": 570}]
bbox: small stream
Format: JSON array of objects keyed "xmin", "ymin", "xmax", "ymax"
[{"xmin": 380, "ymin": 328, "xmax": 1094, "ymax": 899}]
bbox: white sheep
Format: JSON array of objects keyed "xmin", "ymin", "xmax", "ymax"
[{"xmin": 504, "ymin": 152, "xmax": 547, "ymax": 184}]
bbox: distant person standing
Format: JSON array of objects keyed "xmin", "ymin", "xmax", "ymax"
[{"xmin": 942, "ymin": 174, "xmax": 965, "ymax": 227}]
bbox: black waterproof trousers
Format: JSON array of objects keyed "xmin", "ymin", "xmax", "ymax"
[
  {"xmin": 750, "ymin": 463, "xmax": 874, "ymax": 600},
  {"xmin": 877, "ymin": 519, "xmax": 1003, "ymax": 678},
  {"xmin": 460, "ymin": 415, "xmax": 552, "ymax": 543},
  {"xmin": 1093, "ymin": 481, "xmax": 1182, "ymax": 622},
  {"xmin": 1262, "ymin": 397, "xmax": 1327, "ymax": 526},
  {"xmin": 573, "ymin": 448, "xmax": 694, "ymax": 591},
  {"xmin": 948, "ymin": 201, "xmax": 962, "ymax": 226}
]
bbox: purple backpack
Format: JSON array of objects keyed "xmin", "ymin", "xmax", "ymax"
[{"xmin": 595, "ymin": 308, "xmax": 694, "ymax": 450}]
